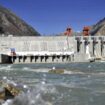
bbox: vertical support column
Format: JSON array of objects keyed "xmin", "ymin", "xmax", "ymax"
[
  {"xmin": 101, "ymin": 41, "xmax": 103, "ymax": 57},
  {"xmin": 92, "ymin": 37, "xmax": 98, "ymax": 57},
  {"xmin": 69, "ymin": 55, "xmax": 71, "ymax": 62},
  {"xmin": 0, "ymin": 54, "xmax": 1, "ymax": 63},
  {"xmin": 41, "ymin": 56, "xmax": 45, "ymax": 63},
  {"xmin": 52, "ymin": 55, "xmax": 57, "ymax": 63},
  {"xmin": 71, "ymin": 54, "xmax": 74, "ymax": 62},
  {"xmin": 56, "ymin": 55, "xmax": 61, "ymax": 63},
  {"xmin": 80, "ymin": 40, "xmax": 85, "ymax": 54},
  {"xmin": 62, "ymin": 55, "xmax": 66, "ymax": 62},
  {"xmin": 23, "ymin": 56, "xmax": 26, "ymax": 63},
  {"xmin": 88, "ymin": 40, "xmax": 93, "ymax": 56},
  {"xmin": 59, "ymin": 56, "xmax": 62, "ymax": 62},
  {"xmin": 75, "ymin": 37, "xmax": 81, "ymax": 53},
  {"xmin": 35, "ymin": 56, "xmax": 40, "ymax": 63},
  {"xmin": 74, "ymin": 39, "xmax": 78, "ymax": 53},
  {"xmin": 19, "ymin": 56, "xmax": 23, "ymax": 63},
  {"xmin": 65, "ymin": 55, "xmax": 67, "ymax": 62},
  {"xmin": 14, "ymin": 56, "xmax": 19, "ymax": 63},
  {"xmin": 101, "ymin": 37, "xmax": 105, "ymax": 57},
  {"xmin": 10, "ymin": 56, "xmax": 13, "ymax": 63},
  {"xmin": 66, "ymin": 55, "xmax": 70, "ymax": 62},
  {"xmin": 10, "ymin": 56, "xmax": 15, "ymax": 63},
  {"xmin": 30, "ymin": 56, "xmax": 35, "ymax": 63},
  {"xmin": 24, "ymin": 56, "xmax": 30, "ymax": 63},
  {"xmin": 45, "ymin": 56, "xmax": 48, "ymax": 63},
  {"xmin": 102, "ymin": 41, "xmax": 105, "ymax": 57},
  {"xmin": 95, "ymin": 40, "xmax": 101, "ymax": 58},
  {"xmin": 35, "ymin": 56, "xmax": 38, "ymax": 63},
  {"xmin": 38, "ymin": 56, "xmax": 41, "ymax": 63},
  {"xmin": 61, "ymin": 55, "xmax": 63, "ymax": 62},
  {"xmin": 49, "ymin": 56, "xmax": 52, "ymax": 63}
]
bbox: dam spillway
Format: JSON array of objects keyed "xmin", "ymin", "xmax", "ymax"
[{"xmin": 0, "ymin": 35, "xmax": 105, "ymax": 63}]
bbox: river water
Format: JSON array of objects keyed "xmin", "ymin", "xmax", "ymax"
[{"xmin": 0, "ymin": 62, "xmax": 105, "ymax": 105}]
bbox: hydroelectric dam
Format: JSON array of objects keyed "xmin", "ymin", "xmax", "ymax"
[{"xmin": 0, "ymin": 35, "xmax": 105, "ymax": 64}]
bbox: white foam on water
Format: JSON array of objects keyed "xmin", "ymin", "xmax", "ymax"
[
  {"xmin": 90, "ymin": 72, "xmax": 105, "ymax": 76},
  {"xmin": 3, "ymin": 76, "xmax": 7, "ymax": 80},
  {"xmin": 18, "ymin": 84, "xmax": 55, "ymax": 105},
  {"xmin": 22, "ymin": 67, "xmax": 29, "ymax": 70},
  {"xmin": 23, "ymin": 84, "xmax": 28, "ymax": 89},
  {"xmin": 0, "ymin": 65, "xmax": 13, "ymax": 71},
  {"xmin": 24, "ymin": 68, "xmax": 86, "ymax": 75},
  {"xmin": 64, "ymin": 70, "xmax": 85, "ymax": 75},
  {"xmin": 22, "ymin": 67, "xmax": 83, "ymax": 75},
  {"xmin": 22, "ymin": 67, "xmax": 50, "ymax": 73},
  {"xmin": 0, "ymin": 78, "xmax": 55, "ymax": 105},
  {"xmin": 33, "ymin": 68, "xmax": 50, "ymax": 73},
  {"xmin": 2, "ymin": 99, "xmax": 13, "ymax": 105},
  {"xmin": 88, "ymin": 65, "xmax": 91, "ymax": 68}
]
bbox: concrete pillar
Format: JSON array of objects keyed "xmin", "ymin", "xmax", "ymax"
[
  {"xmin": 66, "ymin": 55, "xmax": 68, "ymax": 62},
  {"xmin": 101, "ymin": 42, "xmax": 103, "ymax": 57},
  {"xmin": 66, "ymin": 55, "xmax": 71, "ymax": 62},
  {"xmin": 40, "ymin": 56, "xmax": 45, "ymax": 63},
  {"xmin": 35, "ymin": 56, "xmax": 41, "ymax": 63},
  {"xmin": 80, "ymin": 40, "xmax": 85, "ymax": 53},
  {"xmin": 102, "ymin": 41, "xmax": 105, "ymax": 57},
  {"xmin": 71, "ymin": 54, "xmax": 74, "ymax": 62},
  {"xmin": 65, "ymin": 55, "xmax": 68, "ymax": 62},
  {"xmin": 30, "ymin": 56, "xmax": 35, "ymax": 63},
  {"xmin": 35, "ymin": 56, "xmax": 38, "ymax": 63},
  {"xmin": 88, "ymin": 40, "xmax": 93, "ymax": 56},
  {"xmin": 23, "ymin": 56, "xmax": 27, "ymax": 62},
  {"xmin": 95, "ymin": 40, "xmax": 101, "ymax": 58},
  {"xmin": 24, "ymin": 56, "xmax": 30, "ymax": 63},
  {"xmin": 0, "ymin": 54, "xmax": 1, "ymax": 63},
  {"xmin": 12, "ymin": 56, "xmax": 17, "ymax": 63},
  {"xmin": 62, "ymin": 55, "xmax": 67, "ymax": 62},
  {"xmin": 59, "ymin": 56, "xmax": 62, "ymax": 62},
  {"xmin": 49, "ymin": 56, "xmax": 52, "ymax": 63},
  {"xmin": 55, "ymin": 56, "xmax": 58, "ymax": 63},
  {"xmin": 69, "ymin": 55, "xmax": 71, "ymax": 61},
  {"xmin": 77, "ymin": 40, "xmax": 81, "ymax": 53},
  {"xmin": 52, "ymin": 55, "xmax": 57, "ymax": 63},
  {"xmin": 19, "ymin": 56, "xmax": 23, "ymax": 63},
  {"xmin": 74, "ymin": 40, "xmax": 78, "ymax": 53},
  {"xmin": 11, "ymin": 56, "xmax": 14, "ymax": 63},
  {"xmin": 56, "ymin": 55, "xmax": 61, "ymax": 63},
  {"xmin": 14, "ymin": 56, "xmax": 19, "ymax": 63},
  {"xmin": 45, "ymin": 56, "xmax": 48, "ymax": 63}
]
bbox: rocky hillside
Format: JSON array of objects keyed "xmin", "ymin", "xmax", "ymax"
[
  {"xmin": 0, "ymin": 5, "xmax": 40, "ymax": 36},
  {"xmin": 90, "ymin": 18, "xmax": 105, "ymax": 35}
]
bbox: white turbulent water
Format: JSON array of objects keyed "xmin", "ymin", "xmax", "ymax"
[
  {"xmin": 2, "ymin": 89, "xmax": 53, "ymax": 105},
  {"xmin": 1, "ymin": 77, "xmax": 55, "ymax": 105},
  {"xmin": 0, "ymin": 63, "xmax": 105, "ymax": 105}
]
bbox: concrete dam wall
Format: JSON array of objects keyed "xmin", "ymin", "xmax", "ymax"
[{"xmin": 0, "ymin": 35, "xmax": 105, "ymax": 63}]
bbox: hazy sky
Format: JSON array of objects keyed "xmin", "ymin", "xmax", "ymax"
[{"xmin": 0, "ymin": 0, "xmax": 105, "ymax": 35}]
